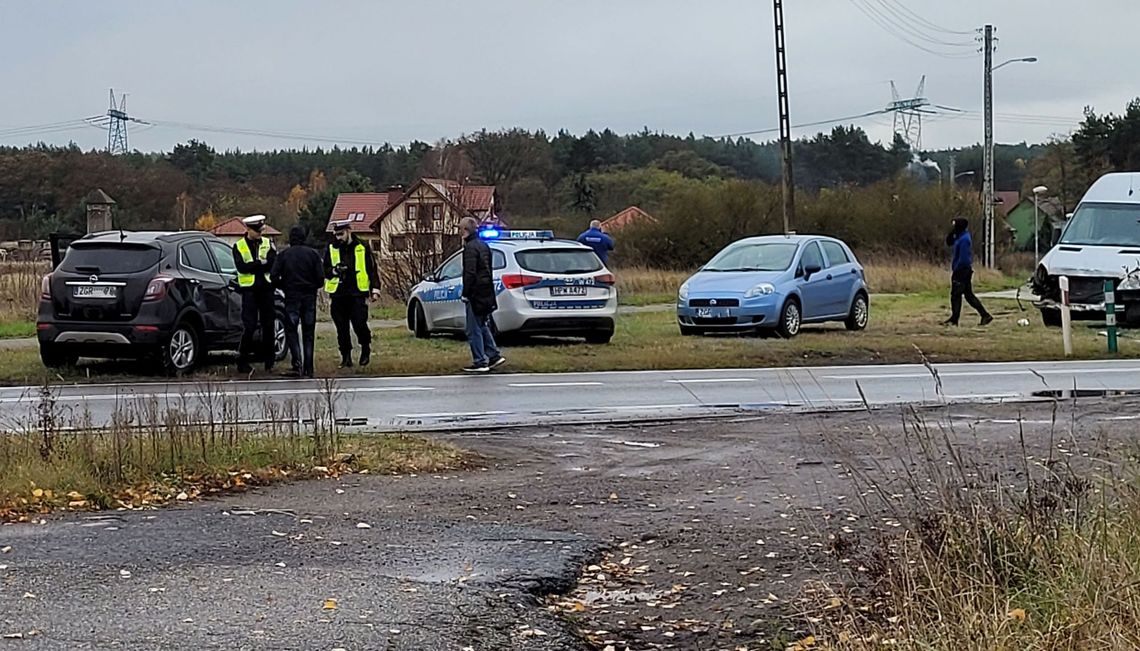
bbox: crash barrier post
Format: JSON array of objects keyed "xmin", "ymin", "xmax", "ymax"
[
  {"xmin": 1060, "ymin": 275, "xmax": 1073, "ymax": 356},
  {"xmin": 1105, "ymin": 279, "xmax": 1119, "ymax": 354}
]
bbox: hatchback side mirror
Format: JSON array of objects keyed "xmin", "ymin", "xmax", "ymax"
[{"xmin": 803, "ymin": 264, "xmax": 822, "ymax": 280}]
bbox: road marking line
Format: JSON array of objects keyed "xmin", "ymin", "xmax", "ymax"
[
  {"xmin": 666, "ymin": 378, "xmax": 757, "ymax": 384},
  {"xmin": 396, "ymin": 410, "xmax": 511, "ymax": 419},
  {"xmin": 508, "ymin": 382, "xmax": 605, "ymax": 388},
  {"xmin": 822, "ymin": 368, "xmax": 1140, "ymax": 380},
  {"xmin": 611, "ymin": 404, "xmax": 701, "ymax": 411},
  {"xmin": 0, "ymin": 386, "xmax": 434, "ymax": 404}
]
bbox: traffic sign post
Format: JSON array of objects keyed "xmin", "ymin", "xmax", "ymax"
[{"xmin": 1105, "ymin": 279, "xmax": 1119, "ymax": 354}]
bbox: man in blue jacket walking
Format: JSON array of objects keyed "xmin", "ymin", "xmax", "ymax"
[
  {"xmin": 943, "ymin": 217, "xmax": 993, "ymax": 327},
  {"xmin": 577, "ymin": 220, "xmax": 615, "ymax": 264}
]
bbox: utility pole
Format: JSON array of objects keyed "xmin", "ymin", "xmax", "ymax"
[
  {"xmin": 982, "ymin": 24, "xmax": 995, "ymax": 268},
  {"xmin": 773, "ymin": 0, "xmax": 794, "ymax": 233}
]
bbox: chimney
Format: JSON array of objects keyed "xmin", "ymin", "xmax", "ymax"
[
  {"xmin": 385, "ymin": 185, "xmax": 405, "ymax": 203},
  {"xmin": 84, "ymin": 189, "xmax": 116, "ymax": 234}
]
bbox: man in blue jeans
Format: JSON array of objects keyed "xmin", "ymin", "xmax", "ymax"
[
  {"xmin": 271, "ymin": 225, "xmax": 324, "ymax": 377},
  {"xmin": 459, "ymin": 217, "xmax": 506, "ymax": 373}
]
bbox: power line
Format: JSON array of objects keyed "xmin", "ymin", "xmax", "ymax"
[
  {"xmin": 859, "ymin": 0, "xmax": 976, "ymax": 48},
  {"xmin": 713, "ymin": 108, "xmax": 891, "ymax": 139},
  {"xmin": 870, "ymin": 0, "xmax": 976, "ymax": 38},
  {"xmin": 846, "ymin": 0, "xmax": 978, "ymax": 59}
]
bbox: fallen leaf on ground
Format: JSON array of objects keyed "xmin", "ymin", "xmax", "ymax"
[
  {"xmin": 322, "ymin": 598, "xmax": 338, "ymax": 611},
  {"xmin": 356, "ymin": 522, "xmax": 371, "ymax": 529},
  {"xmin": 1008, "ymin": 608, "xmax": 1027, "ymax": 622}
]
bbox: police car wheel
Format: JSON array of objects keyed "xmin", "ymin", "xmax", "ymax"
[
  {"xmin": 410, "ymin": 301, "xmax": 431, "ymax": 339},
  {"xmin": 585, "ymin": 329, "xmax": 613, "ymax": 344}
]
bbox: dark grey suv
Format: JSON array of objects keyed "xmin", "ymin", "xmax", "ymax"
[{"xmin": 37, "ymin": 231, "xmax": 287, "ymax": 373}]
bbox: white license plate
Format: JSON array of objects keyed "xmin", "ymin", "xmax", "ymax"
[
  {"xmin": 73, "ymin": 285, "xmax": 117, "ymax": 299},
  {"xmin": 550, "ymin": 286, "xmax": 587, "ymax": 297},
  {"xmin": 697, "ymin": 307, "xmax": 732, "ymax": 318}
]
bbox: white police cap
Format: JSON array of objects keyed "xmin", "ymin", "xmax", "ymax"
[
  {"xmin": 242, "ymin": 214, "xmax": 268, "ymax": 227},
  {"xmin": 332, "ymin": 219, "xmax": 353, "ymax": 231}
]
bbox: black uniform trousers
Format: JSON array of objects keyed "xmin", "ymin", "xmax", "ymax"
[
  {"xmin": 330, "ymin": 294, "xmax": 370, "ymax": 356},
  {"xmin": 240, "ymin": 288, "xmax": 276, "ymax": 365}
]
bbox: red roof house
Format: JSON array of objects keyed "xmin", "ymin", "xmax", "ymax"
[{"xmin": 601, "ymin": 206, "xmax": 658, "ymax": 232}]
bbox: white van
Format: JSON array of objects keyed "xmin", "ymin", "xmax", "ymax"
[{"xmin": 1032, "ymin": 172, "xmax": 1140, "ymax": 326}]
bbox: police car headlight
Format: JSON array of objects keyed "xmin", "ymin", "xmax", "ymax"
[
  {"xmin": 745, "ymin": 283, "xmax": 776, "ymax": 298},
  {"xmin": 678, "ymin": 281, "xmax": 690, "ymax": 301}
]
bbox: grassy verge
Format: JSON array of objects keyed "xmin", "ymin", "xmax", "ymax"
[
  {"xmin": 0, "ymin": 290, "xmax": 1130, "ymax": 386},
  {"xmin": 798, "ymin": 407, "xmax": 1140, "ymax": 650},
  {"xmin": 0, "ymin": 388, "xmax": 469, "ymax": 521},
  {"xmin": 0, "ymin": 320, "xmax": 34, "ymax": 339}
]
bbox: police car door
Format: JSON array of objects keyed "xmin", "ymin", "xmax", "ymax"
[{"xmin": 426, "ymin": 252, "xmax": 465, "ymax": 330}]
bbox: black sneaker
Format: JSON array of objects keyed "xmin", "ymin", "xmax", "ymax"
[
  {"xmin": 339, "ymin": 355, "xmax": 354, "ymax": 369},
  {"xmin": 463, "ymin": 364, "xmax": 490, "ymax": 374},
  {"xmin": 980, "ymin": 314, "xmax": 994, "ymax": 326},
  {"xmin": 359, "ymin": 349, "xmax": 371, "ymax": 366},
  {"xmin": 489, "ymin": 356, "xmax": 507, "ymax": 370}
]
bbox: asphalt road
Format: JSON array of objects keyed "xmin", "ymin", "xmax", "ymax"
[{"xmin": 2, "ymin": 359, "xmax": 1138, "ymax": 432}]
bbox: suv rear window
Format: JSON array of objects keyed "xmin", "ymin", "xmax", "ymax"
[
  {"xmin": 61, "ymin": 245, "xmax": 161, "ymax": 274},
  {"xmin": 515, "ymin": 249, "xmax": 602, "ymax": 274}
]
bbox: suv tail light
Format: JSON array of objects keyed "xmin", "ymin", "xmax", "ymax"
[
  {"xmin": 594, "ymin": 273, "xmax": 615, "ymax": 285},
  {"xmin": 501, "ymin": 274, "xmax": 542, "ymax": 289},
  {"xmin": 143, "ymin": 276, "xmax": 174, "ymax": 302},
  {"xmin": 40, "ymin": 274, "xmax": 52, "ymax": 300}
]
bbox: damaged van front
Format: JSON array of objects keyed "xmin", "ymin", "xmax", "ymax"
[{"xmin": 1031, "ymin": 173, "xmax": 1140, "ymax": 327}]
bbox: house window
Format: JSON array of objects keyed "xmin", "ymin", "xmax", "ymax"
[
  {"xmin": 390, "ymin": 235, "xmax": 408, "ymax": 252},
  {"xmin": 431, "ymin": 204, "xmax": 443, "ymax": 223},
  {"xmin": 406, "ymin": 205, "xmax": 417, "ymax": 223},
  {"xmin": 346, "ymin": 211, "xmax": 365, "ymax": 222}
]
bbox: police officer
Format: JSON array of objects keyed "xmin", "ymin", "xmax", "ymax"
[
  {"xmin": 232, "ymin": 214, "xmax": 277, "ymax": 373},
  {"xmin": 324, "ymin": 220, "xmax": 381, "ymax": 368}
]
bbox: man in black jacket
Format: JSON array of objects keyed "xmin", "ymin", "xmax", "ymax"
[
  {"xmin": 323, "ymin": 220, "xmax": 381, "ymax": 368},
  {"xmin": 460, "ymin": 217, "xmax": 506, "ymax": 373},
  {"xmin": 231, "ymin": 215, "xmax": 277, "ymax": 373},
  {"xmin": 272, "ymin": 225, "xmax": 324, "ymax": 378}
]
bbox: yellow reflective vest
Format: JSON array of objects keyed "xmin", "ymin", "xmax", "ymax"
[
  {"xmin": 325, "ymin": 242, "xmax": 370, "ymax": 294},
  {"xmin": 235, "ymin": 237, "xmax": 272, "ymax": 288}
]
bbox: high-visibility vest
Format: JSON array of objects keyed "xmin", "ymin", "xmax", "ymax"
[
  {"xmin": 235, "ymin": 237, "xmax": 272, "ymax": 288},
  {"xmin": 325, "ymin": 242, "xmax": 370, "ymax": 294}
]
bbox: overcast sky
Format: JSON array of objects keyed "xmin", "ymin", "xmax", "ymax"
[{"xmin": 1, "ymin": 0, "xmax": 1136, "ymax": 153}]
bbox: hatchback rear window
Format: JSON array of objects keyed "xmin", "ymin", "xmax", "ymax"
[
  {"xmin": 61, "ymin": 245, "xmax": 161, "ymax": 274},
  {"xmin": 515, "ymin": 249, "xmax": 602, "ymax": 274}
]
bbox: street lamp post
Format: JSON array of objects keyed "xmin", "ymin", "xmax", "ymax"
[
  {"xmin": 1033, "ymin": 185, "xmax": 1048, "ymax": 264},
  {"xmin": 982, "ymin": 28, "xmax": 1038, "ymax": 269}
]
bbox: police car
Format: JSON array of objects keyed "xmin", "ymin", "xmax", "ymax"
[{"xmin": 406, "ymin": 229, "xmax": 617, "ymax": 343}]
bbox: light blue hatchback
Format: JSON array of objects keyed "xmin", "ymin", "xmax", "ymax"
[{"xmin": 676, "ymin": 234, "xmax": 869, "ymax": 337}]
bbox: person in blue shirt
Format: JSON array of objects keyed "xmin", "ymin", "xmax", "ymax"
[
  {"xmin": 943, "ymin": 217, "xmax": 992, "ymax": 327},
  {"xmin": 577, "ymin": 220, "xmax": 615, "ymax": 265}
]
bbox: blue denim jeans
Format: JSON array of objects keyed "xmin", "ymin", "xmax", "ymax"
[
  {"xmin": 285, "ymin": 293, "xmax": 317, "ymax": 375},
  {"xmin": 464, "ymin": 303, "xmax": 500, "ymax": 367}
]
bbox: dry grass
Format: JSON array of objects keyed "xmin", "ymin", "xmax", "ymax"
[
  {"xmin": 0, "ymin": 383, "xmax": 468, "ymax": 519},
  {"xmin": 800, "ymin": 404, "xmax": 1140, "ymax": 650},
  {"xmin": 614, "ymin": 266, "xmax": 690, "ymax": 297},
  {"xmin": 863, "ymin": 258, "xmax": 1016, "ymax": 295},
  {"xmin": 0, "ymin": 261, "xmax": 46, "ymax": 331}
]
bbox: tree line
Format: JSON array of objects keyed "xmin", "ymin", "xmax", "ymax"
[{"xmin": 1, "ymin": 99, "xmax": 1137, "ymax": 260}]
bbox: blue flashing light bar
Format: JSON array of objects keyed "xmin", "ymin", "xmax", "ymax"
[{"xmin": 478, "ymin": 228, "xmax": 555, "ymax": 241}]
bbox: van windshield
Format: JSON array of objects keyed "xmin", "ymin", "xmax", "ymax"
[{"xmin": 1059, "ymin": 202, "xmax": 1140, "ymax": 247}]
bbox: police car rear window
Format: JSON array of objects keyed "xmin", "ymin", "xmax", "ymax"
[{"xmin": 515, "ymin": 249, "xmax": 602, "ymax": 274}]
